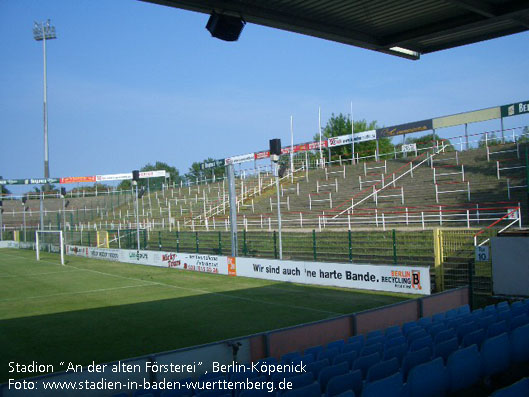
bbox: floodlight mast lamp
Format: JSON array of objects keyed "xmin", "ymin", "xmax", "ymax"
[{"xmin": 33, "ymin": 20, "xmax": 56, "ymax": 185}]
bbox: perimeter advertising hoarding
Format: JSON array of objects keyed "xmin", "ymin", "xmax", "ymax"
[
  {"xmin": 501, "ymin": 100, "xmax": 529, "ymax": 118},
  {"xmin": 376, "ymin": 119, "xmax": 433, "ymax": 139},
  {"xmin": 327, "ymin": 130, "xmax": 377, "ymax": 147},
  {"xmin": 59, "ymin": 176, "xmax": 96, "ymax": 184},
  {"xmin": 234, "ymin": 257, "xmax": 430, "ymax": 295},
  {"xmin": 65, "ymin": 246, "xmax": 430, "ymax": 295},
  {"xmin": 225, "ymin": 153, "xmax": 255, "ymax": 165},
  {"xmin": 0, "ymin": 178, "xmax": 59, "ymax": 185},
  {"xmin": 200, "ymin": 159, "xmax": 225, "ymax": 170},
  {"xmin": 95, "ymin": 170, "xmax": 166, "ymax": 182}
]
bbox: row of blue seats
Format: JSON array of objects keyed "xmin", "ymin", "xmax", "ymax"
[{"xmin": 113, "ymin": 301, "xmax": 529, "ymax": 397}]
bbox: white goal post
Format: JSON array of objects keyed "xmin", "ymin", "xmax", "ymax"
[{"xmin": 36, "ymin": 230, "xmax": 65, "ymax": 265}]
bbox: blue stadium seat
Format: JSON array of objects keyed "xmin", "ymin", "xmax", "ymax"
[
  {"xmin": 365, "ymin": 357, "xmax": 399, "ymax": 383},
  {"xmin": 409, "ymin": 335, "xmax": 433, "ymax": 352},
  {"xmin": 385, "ymin": 325, "xmax": 401, "ymax": 337},
  {"xmin": 484, "ymin": 304, "xmax": 497, "ymax": 315},
  {"xmin": 401, "ymin": 346, "xmax": 432, "ymax": 381},
  {"xmin": 458, "ymin": 304, "xmax": 471, "ymax": 315},
  {"xmin": 481, "ymin": 332, "xmax": 511, "ymax": 378},
  {"xmin": 361, "ymin": 372, "xmax": 404, "ymax": 397},
  {"xmin": 281, "ymin": 352, "xmax": 302, "ymax": 364},
  {"xmin": 407, "ymin": 357, "xmax": 448, "ymax": 397},
  {"xmin": 366, "ymin": 330, "xmax": 383, "ymax": 340},
  {"xmin": 333, "ymin": 350, "xmax": 358, "ymax": 369},
  {"xmin": 342, "ymin": 341, "xmax": 363, "ymax": 355},
  {"xmin": 306, "ymin": 358, "xmax": 330, "ymax": 379},
  {"xmin": 318, "ymin": 362, "xmax": 349, "ymax": 392},
  {"xmin": 510, "ymin": 323, "xmax": 529, "ymax": 363},
  {"xmin": 433, "ymin": 337, "xmax": 459, "ymax": 363},
  {"xmin": 406, "ymin": 328, "xmax": 428, "ymax": 344},
  {"xmin": 402, "ymin": 321, "xmax": 420, "ymax": 336},
  {"xmin": 282, "ymin": 383, "xmax": 320, "ymax": 397},
  {"xmin": 487, "ymin": 320, "xmax": 509, "ymax": 338},
  {"xmin": 491, "ymin": 377, "xmax": 529, "ymax": 397},
  {"xmin": 287, "ymin": 372, "xmax": 315, "ymax": 390},
  {"xmin": 383, "ymin": 343, "xmax": 407, "ymax": 365},
  {"xmin": 327, "ymin": 340, "xmax": 345, "ymax": 352},
  {"xmin": 418, "ymin": 316, "xmax": 432, "ymax": 327},
  {"xmin": 161, "ymin": 390, "xmax": 192, "ymax": 397},
  {"xmin": 497, "ymin": 309, "xmax": 512, "ymax": 324},
  {"xmin": 432, "ymin": 312, "xmax": 445, "ymax": 323},
  {"xmin": 360, "ymin": 342, "xmax": 383, "ymax": 357},
  {"xmin": 479, "ymin": 314, "xmax": 497, "ymax": 329},
  {"xmin": 456, "ymin": 321, "xmax": 480, "ymax": 342},
  {"xmin": 433, "ymin": 328, "xmax": 457, "ymax": 345},
  {"xmin": 511, "ymin": 300, "xmax": 525, "ymax": 310},
  {"xmin": 325, "ymin": 369, "xmax": 362, "ymax": 397},
  {"xmin": 428, "ymin": 323, "xmax": 447, "ymax": 339},
  {"xmin": 231, "ymin": 368, "xmax": 261, "ymax": 382},
  {"xmin": 347, "ymin": 335, "xmax": 364, "ymax": 346},
  {"xmin": 239, "ymin": 390, "xmax": 275, "ymax": 397},
  {"xmin": 445, "ymin": 308, "xmax": 459, "ymax": 319},
  {"xmin": 318, "ymin": 347, "xmax": 341, "ymax": 363},
  {"xmin": 200, "ymin": 372, "xmax": 225, "ymax": 382},
  {"xmin": 352, "ymin": 352, "xmax": 381, "ymax": 379},
  {"xmin": 272, "ymin": 371, "xmax": 295, "ymax": 386},
  {"xmin": 364, "ymin": 335, "xmax": 384, "ymax": 347},
  {"xmin": 385, "ymin": 335, "xmax": 405, "ymax": 348},
  {"xmin": 304, "ymin": 346, "xmax": 324, "ymax": 359},
  {"xmin": 511, "ymin": 305, "xmax": 527, "ymax": 318},
  {"xmin": 446, "ymin": 344, "xmax": 481, "ymax": 393},
  {"xmin": 510, "ymin": 314, "xmax": 529, "ymax": 331},
  {"xmin": 296, "ymin": 353, "xmax": 315, "ymax": 365},
  {"xmin": 335, "ymin": 392, "xmax": 355, "ymax": 397},
  {"xmin": 496, "ymin": 301, "xmax": 509, "ymax": 311},
  {"xmin": 133, "ymin": 392, "xmax": 156, "ymax": 397},
  {"xmin": 462, "ymin": 328, "xmax": 486, "ymax": 348}
]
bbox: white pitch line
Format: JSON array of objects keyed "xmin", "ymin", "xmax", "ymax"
[
  {"xmin": 0, "ymin": 250, "xmax": 339, "ymax": 315},
  {"xmin": 0, "ymin": 269, "xmax": 82, "ymax": 279},
  {"xmin": 0, "ymin": 283, "xmax": 156, "ymax": 303}
]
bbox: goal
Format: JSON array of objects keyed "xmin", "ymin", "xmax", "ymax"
[{"xmin": 36, "ymin": 230, "xmax": 65, "ymax": 265}]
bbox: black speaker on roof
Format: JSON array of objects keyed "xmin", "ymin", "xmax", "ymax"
[
  {"xmin": 206, "ymin": 12, "xmax": 245, "ymax": 42},
  {"xmin": 132, "ymin": 170, "xmax": 140, "ymax": 182},
  {"xmin": 269, "ymin": 139, "xmax": 281, "ymax": 156},
  {"xmin": 60, "ymin": 187, "xmax": 66, "ymax": 198}
]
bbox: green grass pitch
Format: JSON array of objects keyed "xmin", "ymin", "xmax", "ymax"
[{"xmin": 0, "ymin": 248, "xmax": 413, "ymax": 382}]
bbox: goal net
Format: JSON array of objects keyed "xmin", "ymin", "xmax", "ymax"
[{"xmin": 36, "ymin": 230, "xmax": 65, "ymax": 265}]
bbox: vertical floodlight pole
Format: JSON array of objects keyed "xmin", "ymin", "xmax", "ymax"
[
  {"xmin": 39, "ymin": 189, "xmax": 44, "ymax": 231},
  {"xmin": 33, "ymin": 20, "xmax": 56, "ymax": 186},
  {"xmin": 465, "ymin": 123, "xmax": 469, "ymax": 151},
  {"xmin": 270, "ymin": 139, "xmax": 283, "ymax": 260},
  {"xmin": 132, "ymin": 170, "xmax": 140, "ymax": 251},
  {"xmin": 61, "ymin": 187, "xmax": 66, "ymax": 232},
  {"xmin": 227, "ymin": 164, "xmax": 238, "ymax": 257}
]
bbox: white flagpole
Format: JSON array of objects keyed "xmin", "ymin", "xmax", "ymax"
[
  {"xmin": 351, "ymin": 101, "xmax": 355, "ymax": 165},
  {"xmin": 319, "ymin": 107, "xmax": 323, "ymax": 168},
  {"xmin": 290, "ymin": 115, "xmax": 294, "ymax": 182}
]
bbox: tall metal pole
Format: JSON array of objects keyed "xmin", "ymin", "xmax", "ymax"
[
  {"xmin": 290, "ymin": 115, "xmax": 294, "ymax": 182},
  {"xmin": 319, "ymin": 107, "xmax": 323, "ymax": 168},
  {"xmin": 135, "ymin": 184, "xmax": 140, "ymax": 250},
  {"xmin": 39, "ymin": 190, "xmax": 44, "ymax": 231},
  {"xmin": 351, "ymin": 102, "xmax": 355, "ymax": 165},
  {"xmin": 274, "ymin": 162, "xmax": 283, "ymax": 260},
  {"xmin": 227, "ymin": 164, "xmax": 238, "ymax": 257},
  {"xmin": 33, "ymin": 20, "xmax": 56, "ymax": 184}
]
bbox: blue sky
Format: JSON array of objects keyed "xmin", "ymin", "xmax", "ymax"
[{"xmin": 1, "ymin": 0, "xmax": 528, "ymax": 193}]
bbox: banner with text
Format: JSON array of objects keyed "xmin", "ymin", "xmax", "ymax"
[
  {"xmin": 377, "ymin": 119, "xmax": 433, "ymax": 139},
  {"xmin": 501, "ymin": 100, "xmax": 529, "ymax": 118},
  {"xmin": 65, "ymin": 245, "xmax": 429, "ymax": 295}
]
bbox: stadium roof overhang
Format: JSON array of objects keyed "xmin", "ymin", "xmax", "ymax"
[{"xmin": 139, "ymin": 0, "xmax": 529, "ymax": 60}]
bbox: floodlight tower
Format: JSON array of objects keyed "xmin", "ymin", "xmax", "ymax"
[{"xmin": 33, "ymin": 19, "xmax": 56, "ymax": 183}]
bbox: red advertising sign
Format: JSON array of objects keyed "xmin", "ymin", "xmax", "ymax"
[{"xmin": 59, "ymin": 176, "xmax": 96, "ymax": 184}]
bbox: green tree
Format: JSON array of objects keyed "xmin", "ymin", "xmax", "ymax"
[
  {"xmin": 403, "ymin": 133, "xmax": 455, "ymax": 151},
  {"xmin": 314, "ymin": 113, "xmax": 392, "ymax": 160},
  {"xmin": 0, "ymin": 177, "xmax": 10, "ymax": 196},
  {"xmin": 478, "ymin": 132, "xmax": 501, "ymax": 148},
  {"xmin": 118, "ymin": 162, "xmax": 182, "ymax": 191}
]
